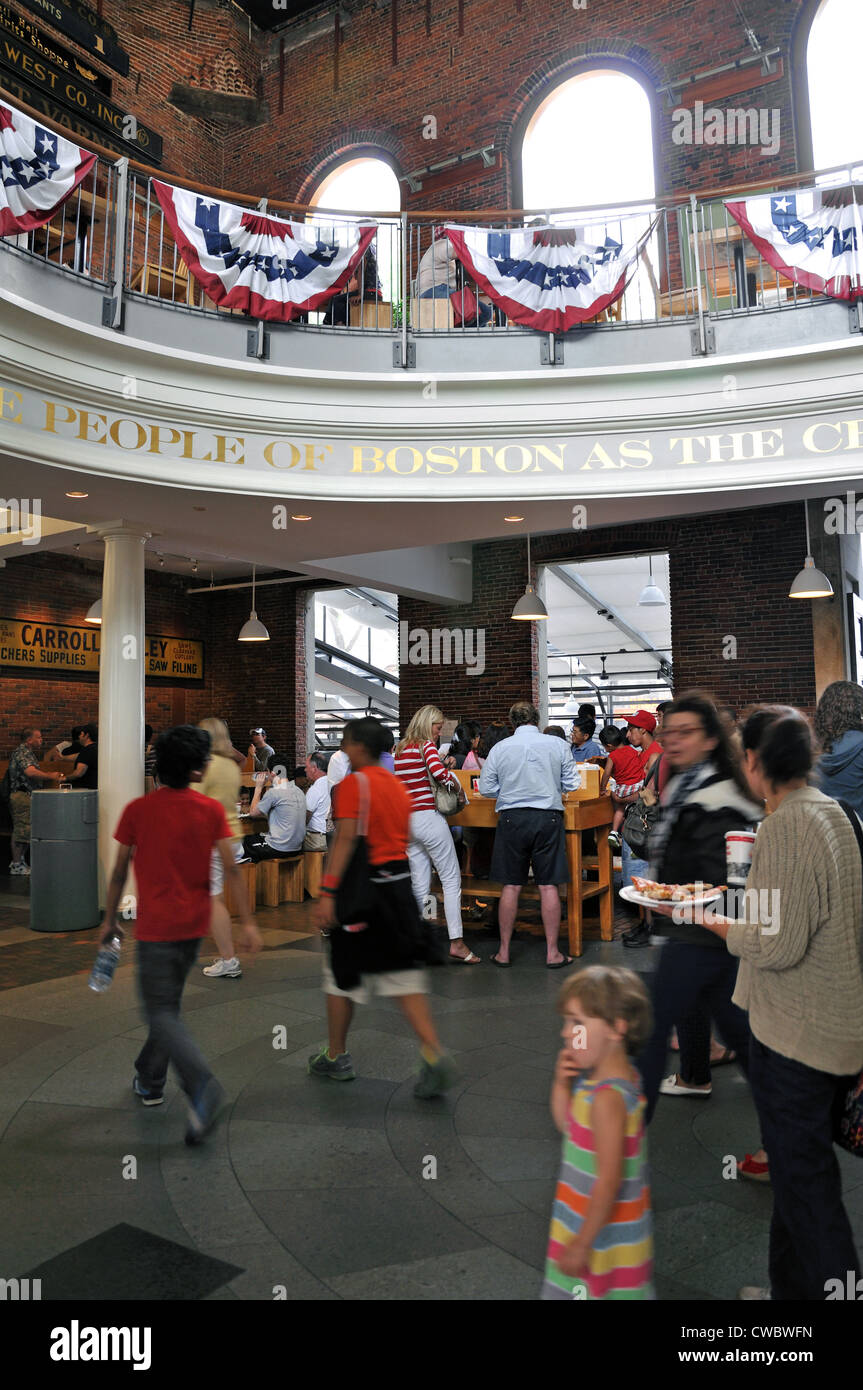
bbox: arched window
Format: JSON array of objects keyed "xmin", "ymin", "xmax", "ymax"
[
  {"xmin": 806, "ymin": 0, "xmax": 863, "ymax": 182},
  {"xmin": 310, "ymin": 156, "xmax": 401, "ymax": 309},
  {"xmin": 520, "ymin": 69, "xmax": 658, "ymax": 321}
]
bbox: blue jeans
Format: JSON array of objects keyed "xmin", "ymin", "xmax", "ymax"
[
  {"xmin": 635, "ymin": 941, "xmax": 751, "ymax": 1122},
  {"xmin": 749, "ymin": 1035, "xmax": 861, "ymax": 1300},
  {"xmin": 620, "ymin": 837, "xmax": 648, "ymax": 888},
  {"xmin": 135, "ymin": 939, "xmax": 213, "ymax": 1099}
]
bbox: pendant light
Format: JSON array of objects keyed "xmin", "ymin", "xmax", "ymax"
[
  {"xmin": 238, "ymin": 565, "xmax": 270, "ymax": 641},
  {"xmin": 564, "ymin": 657, "xmax": 580, "ymax": 715},
  {"xmin": 85, "ymin": 598, "xmax": 102, "ymax": 624},
  {"xmin": 638, "ymin": 554, "xmax": 666, "ymax": 607},
  {"xmin": 511, "ymin": 533, "xmax": 548, "ymax": 620},
  {"xmin": 789, "ymin": 502, "xmax": 833, "ymax": 599}
]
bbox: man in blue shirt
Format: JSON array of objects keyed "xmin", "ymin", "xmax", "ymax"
[
  {"xmin": 570, "ymin": 718, "xmax": 605, "ymax": 762},
  {"xmin": 478, "ymin": 701, "xmax": 580, "ymax": 968}
]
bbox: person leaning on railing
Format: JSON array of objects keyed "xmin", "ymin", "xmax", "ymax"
[{"xmin": 323, "ymin": 248, "xmax": 383, "ymax": 326}]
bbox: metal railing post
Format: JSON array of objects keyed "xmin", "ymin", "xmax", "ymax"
[
  {"xmin": 689, "ymin": 192, "xmax": 710, "ymax": 355},
  {"xmin": 399, "ymin": 211, "xmax": 409, "ymax": 367},
  {"xmin": 106, "ymin": 156, "xmax": 129, "ymax": 331}
]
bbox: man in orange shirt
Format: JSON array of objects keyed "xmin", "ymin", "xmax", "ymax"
[{"xmin": 310, "ymin": 717, "xmax": 455, "ymax": 1098}]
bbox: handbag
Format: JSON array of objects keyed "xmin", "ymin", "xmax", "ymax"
[
  {"xmin": 423, "ymin": 745, "xmax": 461, "ymax": 816},
  {"xmin": 450, "ymin": 286, "xmax": 478, "ymax": 326},
  {"xmin": 832, "ymin": 799, "xmax": 863, "ymax": 1157},
  {"xmin": 621, "ymin": 756, "xmax": 662, "ymax": 857},
  {"xmin": 334, "ymin": 773, "xmax": 374, "ymax": 930}
]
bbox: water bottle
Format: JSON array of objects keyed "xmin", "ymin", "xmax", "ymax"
[{"xmin": 89, "ymin": 935, "xmax": 122, "ymax": 993}]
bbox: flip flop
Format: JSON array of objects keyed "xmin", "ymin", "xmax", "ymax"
[
  {"xmin": 710, "ymin": 1048, "xmax": 737, "ymax": 1067},
  {"xmin": 450, "ymin": 949, "xmax": 481, "ymax": 964},
  {"xmin": 546, "ymin": 955, "xmax": 574, "ymax": 970},
  {"xmin": 490, "ymin": 953, "xmax": 511, "ymax": 968}
]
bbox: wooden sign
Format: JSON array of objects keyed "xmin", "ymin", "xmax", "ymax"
[
  {"xmin": 0, "ymin": 2, "xmax": 111, "ymax": 95},
  {"xmin": 0, "ymin": 619, "xmax": 203, "ymax": 680},
  {"xmin": 0, "ymin": 35, "xmax": 162, "ymax": 162},
  {"xmin": 15, "ymin": 0, "xmax": 129, "ymax": 76}
]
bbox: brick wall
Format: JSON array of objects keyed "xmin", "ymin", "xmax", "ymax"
[{"xmin": 399, "ymin": 503, "xmax": 817, "ymax": 727}]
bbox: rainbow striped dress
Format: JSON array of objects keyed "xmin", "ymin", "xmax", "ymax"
[{"xmin": 542, "ymin": 1074, "xmax": 654, "ymax": 1300}]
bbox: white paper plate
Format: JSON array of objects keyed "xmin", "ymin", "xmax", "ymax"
[{"xmin": 619, "ymin": 885, "xmax": 723, "ymax": 910}]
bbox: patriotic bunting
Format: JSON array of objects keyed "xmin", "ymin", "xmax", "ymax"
[
  {"xmin": 726, "ymin": 188, "xmax": 863, "ymax": 300},
  {"xmin": 0, "ymin": 100, "xmax": 97, "ymax": 236},
  {"xmin": 443, "ymin": 218, "xmax": 656, "ymax": 331},
  {"xmin": 153, "ymin": 180, "xmax": 377, "ymax": 321}
]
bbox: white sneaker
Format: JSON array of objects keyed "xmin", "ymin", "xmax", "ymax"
[
  {"xmin": 16, "ymin": 863, "xmax": 30, "ymax": 876},
  {"xmin": 202, "ymin": 957, "xmax": 242, "ymax": 979},
  {"xmin": 738, "ymin": 1286, "xmax": 771, "ymax": 1300},
  {"xmin": 659, "ymin": 1072, "xmax": 712, "ymax": 1097}
]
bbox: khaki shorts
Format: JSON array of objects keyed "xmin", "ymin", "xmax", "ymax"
[
  {"xmin": 10, "ymin": 791, "xmax": 30, "ymax": 842},
  {"xmin": 321, "ymin": 958, "xmax": 428, "ymax": 1005}
]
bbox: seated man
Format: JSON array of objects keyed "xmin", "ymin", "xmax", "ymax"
[
  {"xmin": 303, "ymin": 751, "xmax": 331, "ymax": 851},
  {"xmin": 242, "ymin": 753, "xmax": 306, "ymax": 862}
]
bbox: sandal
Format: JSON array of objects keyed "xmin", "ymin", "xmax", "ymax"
[
  {"xmin": 710, "ymin": 1048, "xmax": 737, "ymax": 1067},
  {"xmin": 546, "ymin": 955, "xmax": 574, "ymax": 970},
  {"xmin": 449, "ymin": 947, "xmax": 481, "ymax": 964},
  {"xmin": 490, "ymin": 953, "xmax": 512, "ymax": 968}
]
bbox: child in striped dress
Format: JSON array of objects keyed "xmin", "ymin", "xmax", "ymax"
[{"xmin": 542, "ymin": 965, "xmax": 654, "ymax": 1300}]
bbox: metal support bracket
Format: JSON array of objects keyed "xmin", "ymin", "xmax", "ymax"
[
  {"xmin": 101, "ymin": 297, "xmax": 124, "ymax": 330},
  {"xmin": 540, "ymin": 333, "xmax": 563, "ymax": 366},
  {"xmin": 247, "ymin": 321, "xmax": 269, "ymax": 359},
  {"xmin": 393, "ymin": 342, "xmax": 416, "ymax": 368},
  {"xmin": 851, "ymin": 302, "xmax": 863, "ymax": 335},
  {"xmin": 690, "ymin": 326, "xmax": 716, "ymax": 355}
]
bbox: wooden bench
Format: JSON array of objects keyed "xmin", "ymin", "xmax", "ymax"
[
  {"xmin": 257, "ymin": 855, "xmax": 305, "ymax": 907},
  {"xmin": 304, "ymin": 851, "xmax": 325, "ymax": 899},
  {"xmin": 224, "ymin": 861, "xmax": 257, "ymax": 919}
]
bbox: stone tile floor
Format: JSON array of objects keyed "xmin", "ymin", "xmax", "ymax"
[{"xmin": 0, "ymin": 882, "xmax": 860, "ymax": 1300}]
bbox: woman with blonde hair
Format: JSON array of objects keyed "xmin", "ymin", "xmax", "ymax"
[
  {"xmin": 395, "ymin": 706, "xmax": 475, "ymax": 962},
  {"xmin": 198, "ymin": 717, "xmax": 246, "ymax": 979}
]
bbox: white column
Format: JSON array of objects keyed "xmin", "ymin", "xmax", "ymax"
[{"xmin": 93, "ymin": 522, "xmax": 151, "ymax": 888}]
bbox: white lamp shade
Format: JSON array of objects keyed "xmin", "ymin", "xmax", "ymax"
[
  {"xmin": 564, "ymin": 697, "xmax": 580, "ymax": 715},
  {"xmin": 238, "ymin": 610, "xmax": 270, "ymax": 642},
  {"xmin": 85, "ymin": 598, "xmax": 102, "ymax": 624},
  {"xmin": 789, "ymin": 557, "xmax": 834, "ymax": 599},
  {"xmin": 511, "ymin": 586, "xmax": 548, "ymax": 620},
  {"xmin": 638, "ymin": 583, "xmax": 666, "ymax": 606}
]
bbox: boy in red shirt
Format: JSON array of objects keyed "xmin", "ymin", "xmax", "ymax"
[
  {"xmin": 599, "ymin": 725, "xmax": 645, "ymax": 849},
  {"xmin": 310, "ymin": 717, "xmax": 455, "ymax": 1098},
  {"xmin": 98, "ymin": 725, "xmax": 260, "ymax": 1144}
]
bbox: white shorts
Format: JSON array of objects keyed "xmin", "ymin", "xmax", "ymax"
[
  {"xmin": 210, "ymin": 842, "xmax": 244, "ymax": 896},
  {"xmin": 321, "ymin": 958, "xmax": 428, "ymax": 1005}
]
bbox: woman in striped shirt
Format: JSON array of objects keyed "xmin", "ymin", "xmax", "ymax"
[{"xmin": 395, "ymin": 706, "xmax": 477, "ymax": 963}]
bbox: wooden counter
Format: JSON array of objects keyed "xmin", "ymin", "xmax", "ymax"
[{"xmin": 447, "ymin": 781, "xmax": 614, "ymax": 957}]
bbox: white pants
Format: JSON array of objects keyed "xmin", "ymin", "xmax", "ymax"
[{"xmin": 407, "ymin": 808, "xmax": 463, "ymax": 940}]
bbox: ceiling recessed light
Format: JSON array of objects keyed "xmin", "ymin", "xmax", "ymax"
[
  {"xmin": 504, "ymin": 515, "xmax": 524, "ymax": 522},
  {"xmin": 65, "ymin": 490, "xmax": 89, "ymax": 498},
  {"xmin": 291, "ymin": 514, "xmax": 312, "ymax": 521}
]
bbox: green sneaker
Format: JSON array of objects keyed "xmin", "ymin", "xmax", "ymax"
[
  {"xmin": 307, "ymin": 1046, "xmax": 356, "ymax": 1081},
  {"xmin": 413, "ymin": 1051, "xmax": 458, "ymax": 1099}
]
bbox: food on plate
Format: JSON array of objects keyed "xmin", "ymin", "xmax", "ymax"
[{"xmin": 629, "ymin": 876, "xmax": 725, "ymax": 902}]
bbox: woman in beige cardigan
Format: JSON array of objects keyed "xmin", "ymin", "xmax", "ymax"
[{"xmin": 701, "ymin": 706, "xmax": 863, "ymax": 1301}]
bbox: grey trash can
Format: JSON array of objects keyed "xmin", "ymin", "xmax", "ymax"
[{"xmin": 30, "ymin": 790, "xmax": 100, "ymax": 932}]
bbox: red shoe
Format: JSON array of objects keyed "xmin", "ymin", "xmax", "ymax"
[{"xmin": 738, "ymin": 1153, "xmax": 770, "ymax": 1183}]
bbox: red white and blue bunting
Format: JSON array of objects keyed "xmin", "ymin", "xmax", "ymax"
[
  {"xmin": 153, "ymin": 180, "xmax": 377, "ymax": 321},
  {"xmin": 443, "ymin": 219, "xmax": 656, "ymax": 331},
  {"xmin": 0, "ymin": 100, "xmax": 96, "ymax": 236},
  {"xmin": 726, "ymin": 188, "xmax": 863, "ymax": 300}
]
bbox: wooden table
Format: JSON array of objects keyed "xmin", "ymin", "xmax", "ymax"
[{"xmin": 446, "ymin": 788, "xmax": 614, "ymax": 957}]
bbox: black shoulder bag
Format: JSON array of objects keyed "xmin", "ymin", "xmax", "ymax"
[{"xmin": 621, "ymin": 756, "xmax": 662, "ymax": 857}]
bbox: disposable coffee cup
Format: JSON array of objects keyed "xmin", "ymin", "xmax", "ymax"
[{"xmin": 726, "ymin": 829, "xmax": 757, "ymax": 886}]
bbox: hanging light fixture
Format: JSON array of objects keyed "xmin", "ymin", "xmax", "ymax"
[
  {"xmin": 638, "ymin": 554, "xmax": 667, "ymax": 606},
  {"xmin": 85, "ymin": 598, "xmax": 102, "ymax": 624},
  {"xmin": 238, "ymin": 565, "xmax": 270, "ymax": 641},
  {"xmin": 789, "ymin": 502, "xmax": 833, "ymax": 598},
  {"xmin": 511, "ymin": 533, "xmax": 548, "ymax": 620},
  {"xmin": 564, "ymin": 657, "xmax": 580, "ymax": 715}
]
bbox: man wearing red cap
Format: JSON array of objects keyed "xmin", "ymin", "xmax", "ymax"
[{"xmin": 627, "ymin": 710, "xmax": 662, "ymax": 777}]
